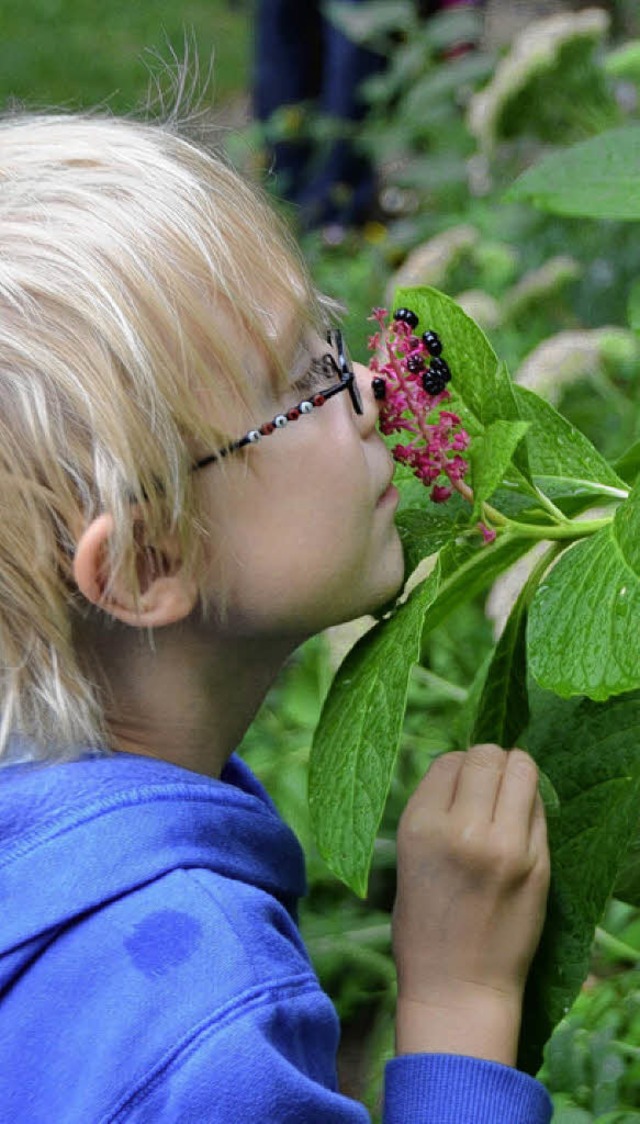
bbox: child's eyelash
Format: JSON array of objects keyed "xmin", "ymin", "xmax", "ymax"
[{"xmin": 291, "ymin": 355, "xmax": 336, "ymax": 394}]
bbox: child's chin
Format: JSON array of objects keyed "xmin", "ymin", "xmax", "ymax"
[{"xmin": 358, "ymin": 572, "xmax": 406, "ymax": 624}]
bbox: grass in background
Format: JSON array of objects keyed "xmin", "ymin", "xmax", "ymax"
[{"xmin": 0, "ymin": 0, "xmax": 251, "ymax": 114}]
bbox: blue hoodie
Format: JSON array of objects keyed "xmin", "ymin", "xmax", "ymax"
[{"xmin": 0, "ymin": 750, "xmax": 552, "ymax": 1122}]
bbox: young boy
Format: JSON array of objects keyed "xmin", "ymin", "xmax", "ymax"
[{"xmin": 0, "ymin": 112, "xmax": 551, "ymax": 1121}]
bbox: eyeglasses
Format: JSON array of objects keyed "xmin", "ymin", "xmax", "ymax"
[{"xmin": 192, "ymin": 329, "xmax": 363, "ymax": 472}]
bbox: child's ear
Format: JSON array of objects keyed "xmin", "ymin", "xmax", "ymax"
[{"xmin": 73, "ymin": 513, "xmax": 198, "ymax": 628}]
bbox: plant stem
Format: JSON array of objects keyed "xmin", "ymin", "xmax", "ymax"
[
  {"xmin": 451, "ymin": 477, "xmax": 509, "ymax": 525},
  {"xmin": 412, "ymin": 664, "xmax": 468, "ymax": 702},
  {"xmin": 445, "ymin": 443, "xmax": 613, "ymax": 544},
  {"xmin": 594, "ymin": 926, "xmax": 640, "ymax": 964},
  {"xmin": 452, "ymin": 482, "xmax": 562, "ymax": 533},
  {"xmin": 529, "ymin": 487, "xmax": 571, "ymax": 524},
  {"xmin": 452, "ymin": 477, "xmax": 475, "ymax": 505},
  {"xmin": 504, "ymin": 515, "xmax": 612, "ymax": 541},
  {"xmin": 612, "ymin": 1041, "xmax": 640, "ymax": 1059}
]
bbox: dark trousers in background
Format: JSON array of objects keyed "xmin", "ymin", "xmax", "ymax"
[{"xmin": 254, "ymin": 0, "xmax": 385, "ymax": 230}]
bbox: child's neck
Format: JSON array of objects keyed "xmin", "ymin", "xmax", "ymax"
[{"xmin": 86, "ymin": 621, "xmax": 297, "ymax": 777}]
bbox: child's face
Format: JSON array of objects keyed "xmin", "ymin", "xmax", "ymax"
[{"xmin": 196, "ymin": 324, "xmax": 405, "ymax": 639}]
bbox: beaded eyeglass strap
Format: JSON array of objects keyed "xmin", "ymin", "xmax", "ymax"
[{"xmin": 192, "ymin": 370, "xmax": 355, "ymax": 471}]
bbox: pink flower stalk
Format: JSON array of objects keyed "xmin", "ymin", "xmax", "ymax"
[{"xmin": 367, "ymin": 308, "xmax": 471, "ymax": 506}]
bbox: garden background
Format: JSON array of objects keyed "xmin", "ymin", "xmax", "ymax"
[{"xmin": 3, "ymin": 1, "xmax": 640, "ymax": 1118}]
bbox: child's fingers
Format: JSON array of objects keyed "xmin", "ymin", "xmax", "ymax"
[
  {"xmin": 452, "ymin": 743, "xmax": 507, "ymax": 822},
  {"xmin": 410, "ymin": 751, "xmax": 466, "ymax": 816},
  {"xmin": 494, "ymin": 749, "xmax": 540, "ymax": 847},
  {"xmin": 530, "ymin": 791, "xmax": 550, "ymax": 872}
]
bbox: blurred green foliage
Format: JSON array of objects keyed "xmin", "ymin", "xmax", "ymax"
[
  {"xmin": 244, "ymin": 1, "xmax": 640, "ymax": 1115},
  {"xmin": 4, "ymin": 0, "xmax": 640, "ymax": 1115},
  {"xmin": 0, "ymin": 0, "xmax": 250, "ymax": 112},
  {"xmin": 540, "ymin": 900, "xmax": 640, "ymax": 1119}
]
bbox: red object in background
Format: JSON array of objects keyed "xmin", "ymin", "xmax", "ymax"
[{"xmin": 418, "ymin": 0, "xmax": 483, "ymax": 59}]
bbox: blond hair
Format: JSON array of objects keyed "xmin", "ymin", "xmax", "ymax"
[{"xmin": 0, "ymin": 111, "xmax": 329, "ymax": 761}]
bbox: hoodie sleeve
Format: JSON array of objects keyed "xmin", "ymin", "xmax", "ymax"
[
  {"xmin": 105, "ymin": 982, "xmax": 553, "ymax": 1124},
  {"xmin": 384, "ymin": 1054, "xmax": 553, "ymax": 1123}
]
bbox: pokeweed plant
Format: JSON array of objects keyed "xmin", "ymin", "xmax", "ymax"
[{"xmin": 309, "ymin": 276, "xmax": 640, "ymax": 1074}]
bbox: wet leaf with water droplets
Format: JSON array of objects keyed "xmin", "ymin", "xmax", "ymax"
[
  {"xmin": 528, "ymin": 478, "xmax": 640, "ymax": 700},
  {"xmin": 519, "ymin": 689, "xmax": 640, "ymax": 1073},
  {"xmin": 309, "ymin": 564, "xmax": 441, "ymax": 896}
]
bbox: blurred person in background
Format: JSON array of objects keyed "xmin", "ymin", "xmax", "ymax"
[{"xmin": 254, "ymin": 0, "xmax": 484, "ymax": 238}]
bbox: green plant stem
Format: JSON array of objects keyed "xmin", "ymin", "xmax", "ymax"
[
  {"xmin": 483, "ymin": 504, "xmax": 509, "ymax": 527},
  {"xmin": 453, "ymin": 477, "xmax": 476, "ymax": 507},
  {"xmin": 454, "ymin": 481, "xmax": 567, "ymax": 533},
  {"xmin": 612, "ymin": 1041, "xmax": 640, "ymax": 1059},
  {"xmin": 412, "ymin": 665, "xmax": 468, "ymax": 702},
  {"xmin": 504, "ymin": 515, "xmax": 612, "ymax": 541},
  {"xmin": 594, "ymin": 926, "xmax": 640, "ymax": 964},
  {"xmin": 453, "ymin": 471, "xmax": 614, "ymax": 544},
  {"xmin": 529, "ymin": 487, "xmax": 571, "ymax": 524},
  {"xmin": 306, "ymin": 923, "xmax": 392, "ymax": 953}
]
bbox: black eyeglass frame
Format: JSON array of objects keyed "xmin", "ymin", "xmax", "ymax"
[{"xmin": 192, "ymin": 329, "xmax": 363, "ymax": 472}]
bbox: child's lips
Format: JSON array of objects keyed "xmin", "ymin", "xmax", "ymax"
[{"xmin": 376, "ymin": 481, "xmax": 399, "ymax": 507}]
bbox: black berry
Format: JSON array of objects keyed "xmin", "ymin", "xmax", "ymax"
[
  {"xmin": 422, "ymin": 330, "xmax": 442, "ymax": 357},
  {"xmin": 422, "ymin": 371, "xmax": 447, "ymax": 396},
  {"xmin": 429, "ymin": 356, "xmax": 451, "ymax": 383},
  {"xmin": 371, "ymin": 376, "xmax": 387, "ymax": 401},
  {"xmin": 393, "ymin": 307, "xmax": 419, "ymax": 329},
  {"xmin": 406, "ymin": 355, "xmax": 426, "ymax": 374}
]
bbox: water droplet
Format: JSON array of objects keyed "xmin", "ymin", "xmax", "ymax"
[{"xmin": 615, "ymin": 587, "xmax": 629, "ymax": 618}]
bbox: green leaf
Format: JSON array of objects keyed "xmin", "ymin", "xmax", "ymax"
[
  {"xmin": 393, "ymin": 285, "xmax": 523, "ymax": 429},
  {"xmin": 395, "ymin": 507, "xmax": 462, "ymax": 578},
  {"xmin": 543, "ymin": 1037, "xmax": 590, "ymax": 1112},
  {"xmin": 507, "ymin": 127, "xmax": 640, "ymax": 220},
  {"xmin": 519, "ymin": 691, "xmax": 640, "ymax": 1074},
  {"xmin": 613, "ymin": 828, "xmax": 640, "ymax": 907},
  {"xmin": 528, "ymin": 478, "xmax": 640, "ymax": 700},
  {"xmin": 604, "ymin": 40, "xmax": 640, "ymax": 83},
  {"xmin": 612, "ymin": 439, "xmax": 640, "ymax": 486},
  {"xmin": 469, "ymin": 419, "xmax": 529, "ymax": 519},
  {"xmin": 597, "ymin": 1115, "xmax": 640, "ymax": 1123},
  {"xmin": 528, "ymin": 536, "xmax": 638, "ymax": 700},
  {"xmin": 422, "ymin": 6, "xmax": 483, "ymax": 54},
  {"xmin": 551, "ymin": 1106, "xmax": 589, "ymax": 1124},
  {"xmin": 615, "ymin": 470, "xmax": 640, "ymax": 571},
  {"xmin": 310, "ymin": 535, "xmax": 532, "ymax": 895},
  {"xmin": 514, "ymin": 385, "xmax": 628, "ymax": 501},
  {"xmin": 538, "ymin": 769, "xmax": 561, "ymax": 819},
  {"xmin": 309, "ymin": 564, "xmax": 441, "ymax": 896},
  {"xmin": 423, "ymin": 534, "xmax": 535, "ymax": 639},
  {"xmin": 550, "ymin": 1107, "xmax": 593, "ymax": 1124},
  {"xmin": 468, "ymin": 548, "xmax": 565, "ymax": 828},
  {"xmin": 405, "ymin": 52, "xmax": 492, "ymax": 115},
  {"xmin": 469, "ymin": 551, "xmax": 536, "ymax": 747},
  {"xmin": 324, "ymin": 0, "xmax": 415, "ymax": 44},
  {"xmin": 495, "ymin": 363, "xmax": 531, "ymax": 481},
  {"xmin": 393, "ymin": 287, "xmax": 533, "ymax": 483}
]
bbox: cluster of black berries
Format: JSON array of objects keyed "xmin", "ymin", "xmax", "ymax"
[{"xmin": 393, "ymin": 308, "xmax": 451, "ymax": 396}]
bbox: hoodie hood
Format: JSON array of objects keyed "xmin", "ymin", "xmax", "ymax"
[{"xmin": 0, "ymin": 750, "xmax": 306, "ymax": 989}]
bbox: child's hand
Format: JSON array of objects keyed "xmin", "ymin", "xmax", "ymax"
[{"xmin": 392, "ymin": 744, "xmax": 550, "ymax": 1066}]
